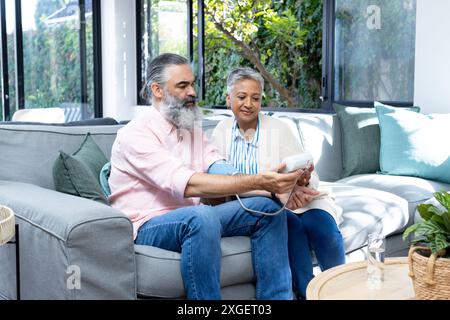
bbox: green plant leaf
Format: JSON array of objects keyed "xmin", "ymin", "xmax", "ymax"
[
  {"xmin": 431, "ymin": 214, "xmax": 445, "ymax": 227},
  {"xmin": 432, "ymin": 233, "xmax": 450, "ymax": 254},
  {"xmin": 403, "ymin": 223, "xmax": 419, "ymax": 240},
  {"xmin": 442, "ymin": 212, "xmax": 450, "ymax": 232},
  {"xmin": 434, "ymin": 191, "xmax": 450, "ymax": 211},
  {"xmin": 431, "ymin": 205, "xmax": 445, "ymax": 216},
  {"xmin": 414, "ymin": 220, "xmax": 442, "ymax": 237},
  {"xmin": 417, "ymin": 204, "xmax": 434, "ymax": 221}
]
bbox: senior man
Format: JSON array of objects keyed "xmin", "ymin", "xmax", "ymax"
[{"xmin": 109, "ymin": 53, "xmax": 305, "ymax": 300}]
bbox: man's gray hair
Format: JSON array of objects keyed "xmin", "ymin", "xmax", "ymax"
[
  {"xmin": 140, "ymin": 53, "xmax": 189, "ymax": 105},
  {"xmin": 226, "ymin": 67, "xmax": 264, "ymax": 94}
]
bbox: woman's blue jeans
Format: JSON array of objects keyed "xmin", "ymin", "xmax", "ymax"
[
  {"xmin": 135, "ymin": 197, "xmax": 293, "ymax": 300},
  {"xmin": 287, "ymin": 209, "xmax": 345, "ymax": 298}
]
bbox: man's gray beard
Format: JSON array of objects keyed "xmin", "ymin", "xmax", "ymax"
[{"xmin": 159, "ymin": 95, "xmax": 203, "ymax": 131}]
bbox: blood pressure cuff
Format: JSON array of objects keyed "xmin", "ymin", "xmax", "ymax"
[{"xmin": 207, "ymin": 160, "xmax": 239, "ymax": 175}]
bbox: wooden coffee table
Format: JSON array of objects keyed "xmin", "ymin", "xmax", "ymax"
[{"xmin": 306, "ymin": 257, "xmax": 415, "ymax": 300}]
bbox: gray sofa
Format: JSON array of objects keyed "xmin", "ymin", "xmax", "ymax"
[{"xmin": 0, "ymin": 112, "xmax": 448, "ymax": 300}]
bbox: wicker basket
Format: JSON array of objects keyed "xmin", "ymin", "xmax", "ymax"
[
  {"xmin": 408, "ymin": 246, "xmax": 450, "ymax": 300},
  {"xmin": 0, "ymin": 205, "xmax": 15, "ymax": 246}
]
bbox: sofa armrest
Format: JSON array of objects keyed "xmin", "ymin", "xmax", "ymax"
[{"xmin": 0, "ymin": 181, "xmax": 136, "ymax": 300}]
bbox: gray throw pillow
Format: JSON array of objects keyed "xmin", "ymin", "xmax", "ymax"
[
  {"xmin": 334, "ymin": 103, "xmax": 420, "ymax": 178},
  {"xmin": 53, "ymin": 133, "xmax": 109, "ymax": 204}
]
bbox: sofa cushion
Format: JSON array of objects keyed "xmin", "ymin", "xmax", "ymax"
[
  {"xmin": 53, "ymin": 151, "xmax": 108, "ymax": 204},
  {"xmin": 337, "ymin": 174, "xmax": 450, "ymax": 223},
  {"xmin": 53, "ymin": 133, "xmax": 109, "ymax": 204},
  {"xmin": 376, "ymin": 103, "xmax": 450, "ymax": 184},
  {"xmin": 100, "ymin": 162, "xmax": 112, "ymax": 197},
  {"xmin": 334, "ymin": 104, "xmax": 382, "ymax": 177},
  {"xmin": 334, "ymin": 103, "xmax": 420, "ymax": 178},
  {"xmin": 135, "ymin": 236, "xmax": 253, "ymax": 298},
  {"xmin": 323, "ymin": 182, "xmax": 409, "ymax": 254},
  {"xmin": 293, "ymin": 113, "xmax": 343, "ymax": 182},
  {"xmin": 0, "ymin": 124, "xmax": 121, "ymax": 190},
  {"xmin": 71, "ymin": 133, "xmax": 109, "ymax": 179}
]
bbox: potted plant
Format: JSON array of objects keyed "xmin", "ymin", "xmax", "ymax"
[{"xmin": 403, "ymin": 191, "xmax": 450, "ymax": 300}]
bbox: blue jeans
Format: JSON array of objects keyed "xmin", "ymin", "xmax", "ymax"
[
  {"xmin": 135, "ymin": 197, "xmax": 293, "ymax": 300},
  {"xmin": 287, "ymin": 209, "xmax": 345, "ymax": 298}
]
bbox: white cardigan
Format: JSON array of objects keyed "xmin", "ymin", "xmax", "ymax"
[{"xmin": 211, "ymin": 114, "xmax": 343, "ymax": 225}]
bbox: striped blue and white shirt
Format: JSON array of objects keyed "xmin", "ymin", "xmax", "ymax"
[{"xmin": 228, "ymin": 117, "xmax": 260, "ymax": 175}]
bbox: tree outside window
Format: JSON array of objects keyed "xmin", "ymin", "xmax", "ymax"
[{"xmin": 200, "ymin": 0, "xmax": 323, "ymax": 109}]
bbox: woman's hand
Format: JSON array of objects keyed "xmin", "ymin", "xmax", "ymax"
[
  {"xmin": 277, "ymin": 185, "xmax": 320, "ymax": 210},
  {"xmin": 297, "ymin": 164, "xmax": 315, "ymax": 187}
]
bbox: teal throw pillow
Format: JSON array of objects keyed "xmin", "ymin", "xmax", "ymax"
[
  {"xmin": 99, "ymin": 161, "xmax": 111, "ymax": 197},
  {"xmin": 53, "ymin": 133, "xmax": 109, "ymax": 204},
  {"xmin": 334, "ymin": 102, "xmax": 420, "ymax": 178},
  {"xmin": 375, "ymin": 103, "xmax": 450, "ymax": 184}
]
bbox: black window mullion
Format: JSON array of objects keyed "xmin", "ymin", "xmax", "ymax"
[
  {"xmin": 0, "ymin": 0, "xmax": 10, "ymax": 120},
  {"xmin": 147, "ymin": 1, "xmax": 154, "ymax": 55},
  {"xmin": 197, "ymin": 0, "xmax": 204, "ymax": 100},
  {"xmin": 136, "ymin": 0, "xmax": 143, "ymax": 104},
  {"xmin": 79, "ymin": 0, "xmax": 88, "ymax": 119},
  {"xmin": 321, "ymin": 0, "xmax": 334, "ymax": 112},
  {"xmin": 187, "ymin": 0, "xmax": 193, "ymax": 63},
  {"xmin": 14, "ymin": 0, "xmax": 24, "ymax": 110},
  {"xmin": 93, "ymin": 0, "xmax": 102, "ymax": 118}
]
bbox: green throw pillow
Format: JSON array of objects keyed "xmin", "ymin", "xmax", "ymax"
[
  {"xmin": 53, "ymin": 133, "xmax": 109, "ymax": 204},
  {"xmin": 334, "ymin": 103, "xmax": 420, "ymax": 178}
]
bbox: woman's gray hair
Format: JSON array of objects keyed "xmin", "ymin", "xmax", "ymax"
[
  {"xmin": 226, "ymin": 67, "xmax": 264, "ymax": 94},
  {"xmin": 140, "ymin": 53, "xmax": 189, "ymax": 105}
]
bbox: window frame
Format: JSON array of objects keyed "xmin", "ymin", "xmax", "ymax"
[
  {"xmin": 327, "ymin": 0, "xmax": 415, "ymax": 109},
  {"xmin": 0, "ymin": 0, "xmax": 103, "ymax": 121},
  {"xmin": 135, "ymin": 0, "xmax": 415, "ymax": 112}
]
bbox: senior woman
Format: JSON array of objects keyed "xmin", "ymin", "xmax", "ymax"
[{"xmin": 211, "ymin": 67, "xmax": 345, "ymax": 299}]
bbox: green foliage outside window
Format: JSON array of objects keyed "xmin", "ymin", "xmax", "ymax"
[
  {"xmin": 202, "ymin": 0, "xmax": 323, "ymax": 108},
  {"xmin": 2, "ymin": 0, "xmax": 94, "ymax": 119}
]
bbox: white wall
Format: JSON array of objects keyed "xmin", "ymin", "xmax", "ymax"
[
  {"xmin": 414, "ymin": 0, "xmax": 450, "ymax": 114},
  {"xmin": 101, "ymin": 0, "xmax": 141, "ymax": 121}
]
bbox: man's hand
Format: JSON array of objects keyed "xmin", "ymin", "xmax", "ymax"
[
  {"xmin": 257, "ymin": 163, "xmax": 303, "ymax": 194},
  {"xmin": 277, "ymin": 186, "xmax": 320, "ymax": 210}
]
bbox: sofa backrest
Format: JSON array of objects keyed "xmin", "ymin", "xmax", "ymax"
[
  {"xmin": 0, "ymin": 112, "xmax": 343, "ymax": 190},
  {"xmin": 203, "ymin": 111, "xmax": 343, "ymax": 182},
  {"xmin": 0, "ymin": 124, "xmax": 122, "ymax": 190},
  {"xmin": 285, "ymin": 113, "xmax": 343, "ymax": 182}
]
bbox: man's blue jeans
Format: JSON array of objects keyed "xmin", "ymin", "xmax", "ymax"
[
  {"xmin": 287, "ymin": 209, "xmax": 345, "ymax": 298},
  {"xmin": 135, "ymin": 197, "xmax": 293, "ymax": 300}
]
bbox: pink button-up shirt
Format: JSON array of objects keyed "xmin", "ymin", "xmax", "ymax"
[{"xmin": 109, "ymin": 107, "xmax": 224, "ymax": 239}]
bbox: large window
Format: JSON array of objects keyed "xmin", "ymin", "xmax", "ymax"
[
  {"xmin": 201, "ymin": 0, "xmax": 323, "ymax": 109},
  {"xmin": 137, "ymin": 0, "xmax": 189, "ymax": 104},
  {"xmin": 137, "ymin": 0, "xmax": 416, "ymax": 111},
  {"xmin": 138, "ymin": 0, "xmax": 323, "ymax": 109},
  {"xmin": 0, "ymin": 0, "xmax": 102, "ymax": 122},
  {"xmin": 333, "ymin": 0, "xmax": 416, "ymax": 105}
]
